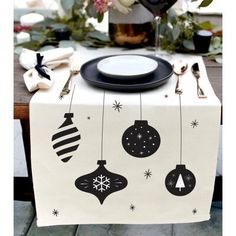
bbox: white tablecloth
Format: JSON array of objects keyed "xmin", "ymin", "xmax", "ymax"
[{"xmin": 30, "ymin": 46, "xmax": 221, "ymax": 226}]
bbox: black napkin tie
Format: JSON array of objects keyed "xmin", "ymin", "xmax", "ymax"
[{"xmin": 34, "ymin": 53, "xmax": 50, "ymax": 80}]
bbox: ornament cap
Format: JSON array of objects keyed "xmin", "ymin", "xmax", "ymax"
[
  {"xmin": 134, "ymin": 120, "xmax": 148, "ymax": 126},
  {"xmin": 97, "ymin": 160, "xmax": 106, "ymax": 165},
  {"xmin": 176, "ymin": 164, "xmax": 186, "ymax": 170},
  {"xmin": 64, "ymin": 113, "xmax": 73, "ymax": 118}
]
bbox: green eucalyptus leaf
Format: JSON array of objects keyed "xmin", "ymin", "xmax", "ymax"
[
  {"xmin": 204, "ymin": 47, "xmax": 222, "ymax": 56},
  {"xmin": 97, "ymin": 13, "xmax": 104, "ymax": 23},
  {"xmin": 172, "ymin": 25, "xmax": 181, "ymax": 40},
  {"xmin": 183, "ymin": 39, "xmax": 195, "ymax": 51},
  {"xmin": 85, "ymin": 2, "xmax": 98, "ymax": 18},
  {"xmin": 75, "ymin": 0, "xmax": 84, "ymax": 8},
  {"xmin": 87, "ymin": 31, "xmax": 110, "ymax": 42},
  {"xmin": 59, "ymin": 40, "xmax": 77, "ymax": 50},
  {"xmin": 212, "ymin": 36, "xmax": 221, "ymax": 49},
  {"xmin": 60, "ymin": 0, "xmax": 74, "ymax": 12},
  {"xmin": 215, "ymin": 56, "xmax": 222, "ymax": 64},
  {"xmin": 197, "ymin": 21, "xmax": 213, "ymax": 30},
  {"xmin": 14, "ymin": 46, "xmax": 23, "ymax": 55},
  {"xmin": 38, "ymin": 45, "xmax": 56, "ymax": 51},
  {"xmin": 71, "ymin": 29, "xmax": 86, "ymax": 41},
  {"xmin": 15, "ymin": 40, "xmax": 42, "ymax": 51},
  {"xmin": 198, "ymin": 0, "xmax": 214, "ymax": 8},
  {"xmin": 167, "ymin": 8, "xmax": 177, "ymax": 19}
]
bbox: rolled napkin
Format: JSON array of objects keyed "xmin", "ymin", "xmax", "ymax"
[{"xmin": 19, "ymin": 47, "xmax": 74, "ymax": 92}]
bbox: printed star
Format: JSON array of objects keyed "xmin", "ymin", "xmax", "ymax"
[
  {"xmin": 192, "ymin": 208, "xmax": 197, "ymax": 214},
  {"xmin": 112, "ymin": 100, "xmax": 122, "ymax": 112},
  {"xmin": 167, "ymin": 180, "xmax": 175, "ymax": 187},
  {"xmin": 185, "ymin": 174, "xmax": 192, "ymax": 181},
  {"xmin": 130, "ymin": 204, "xmax": 135, "ymax": 211},
  {"xmin": 191, "ymin": 119, "xmax": 199, "ymax": 128},
  {"xmin": 52, "ymin": 209, "xmax": 59, "ymax": 216},
  {"xmin": 144, "ymin": 169, "xmax": 152, "ymax": 179},
  {"xmin": 137, "ymin": 133, "xmax": 142, "ymax": 139}
]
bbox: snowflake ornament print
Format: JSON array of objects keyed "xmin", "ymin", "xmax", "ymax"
[{"xmin": 75, "ymin": 160, "xmax": 128, "ymax": 204}]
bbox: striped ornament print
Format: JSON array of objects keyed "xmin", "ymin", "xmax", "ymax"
[{"xmin": 52, "ymin": 113, "xmax": 81, "ymax": 162}]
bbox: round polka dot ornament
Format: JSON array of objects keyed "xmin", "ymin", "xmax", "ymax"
[
  {"xmin": 165, "ymin": 165, "xmax": 196, "ymax": 196},
  {"xmin": 122, "ymin": 120, "xmax": 161, "ymax": 158}
]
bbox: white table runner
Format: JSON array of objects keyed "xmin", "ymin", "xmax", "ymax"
[{"xmin": 30, "ymin": 46, "xmax": 221, "ymax": 226}]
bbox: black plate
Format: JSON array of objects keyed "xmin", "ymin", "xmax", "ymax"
[{"xmin": 80, "ymin": 54, "xmax": 173, "ymax": 92}]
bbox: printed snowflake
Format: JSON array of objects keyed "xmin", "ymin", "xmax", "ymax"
[
  {"xmin": 144, "ymin": 169, "xmax": 152, "ymax": 179},
  {"xmin": 52, "ymin": 209, "xmax": 59, "ymax": 216},
  {"xmin": 112, "ymin": 100, "xmax": 122, "ymax": 112},
  {"xmin": 93, "ymin": 174, "xmax": 110, "ymax": 192},
  {"xmin": 191, "ymin": 119, "xmax": 199, "ymax": 128}
]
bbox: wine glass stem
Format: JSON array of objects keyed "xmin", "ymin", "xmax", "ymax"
[{"xmin": 154, "ymin": 16, "xmax": 161, "ymax": 57}]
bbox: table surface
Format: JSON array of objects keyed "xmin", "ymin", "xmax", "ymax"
[{"xmin": 14, "ymin": 55, "xmax": 222, "ymax": 120}]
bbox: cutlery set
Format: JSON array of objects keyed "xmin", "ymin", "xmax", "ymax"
[{"xmin": 173, "ymin": 61, "xmax": 207, "ymax": 98}]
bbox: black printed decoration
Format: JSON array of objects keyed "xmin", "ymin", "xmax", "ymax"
[
  {"xmin": 52, "ymin": 113, "xmax": 81, "ymax": 162},
  {"xmin": 165, "ymin": 165, "xmax": 196, "ymax": 196},
  {"xmin": 122, "ymin": 93, "xmax": 161, "ymax": 158},
  {"xmin": 165, "ymin": 94, "xmax": 196, "ymax": 196},
  {"xmin": 75, "ymin": 160, "xmax": 128, "ymax": 204},
  {"xmin": 75, "ymin": 91, "xmax": 128, "ymax": 204},
  {"xmin": 122, "ymin": 120, "xmax": 160, "ymax": 157}
]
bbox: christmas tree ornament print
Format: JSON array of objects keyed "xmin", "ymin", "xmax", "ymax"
[
  {"xmin": 75, "ymin": 160, "xmax": 127, "ymax": 204},
  {"xmin": 165, "ymin": 165, "xmax": 196, "ymax": 196},
  {"xmin": 52, "ymin": 85, "xmax": 80, "ymax": 162},
  {"xmin": 165, "ymin": 94, "xmax": 196, "ymax": 196},
  {"xmin": 122, "ymin": 93, "xmax": 161, "ymax": 158},
  {"xmin": 75, "ymin": 91, "xmax": 128, "ymax": 204}
]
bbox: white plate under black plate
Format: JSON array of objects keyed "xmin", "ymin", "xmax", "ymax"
[
  {"xmin": 97, "ymin": 55, "xmax": 158, "ymax": 80},
  {"xmin": 80, "ymin": 54, "xmax": 173, "ymax": 92}
]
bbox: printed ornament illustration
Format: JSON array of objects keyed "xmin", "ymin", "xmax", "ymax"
[
  {"xmin": 75, "ymin": 160, "xmax": 128, "ymax": 204},
  {"xmin": 122, "ymin": 93, "xmax": 161, "ymax": 158},
  {"xmin": 122, "ymin": 120, "xmax": 161, "ymax": 158},
  {"xmin": 165, "ymin": 165, "xmax": 196, "ymax": 196},
  {"xmin": 51, "ymin": 113, "xmax": 81, "ymax": 162}
]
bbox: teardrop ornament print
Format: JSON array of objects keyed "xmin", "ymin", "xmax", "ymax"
[{"xmin": 52, "ymin": 113, "xmax": 81, "ymax": 162}]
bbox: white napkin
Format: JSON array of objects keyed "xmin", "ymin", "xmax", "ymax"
[{"xmin": 19, "ymin": 47, "xmax": 74, "ymax": 92}]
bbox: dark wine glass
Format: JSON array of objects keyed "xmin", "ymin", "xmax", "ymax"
[{"xmin": 138, "ymin": 0, "xmax": 177, "ymax": 57}]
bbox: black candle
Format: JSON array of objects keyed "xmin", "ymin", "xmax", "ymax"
[
  {"xmin": 193, "ymin": 30, "xmax": 212, "ymax": 53},
  {"xmin": 54, "ymin": 27, "xmax": 71, "ymax": 41}
]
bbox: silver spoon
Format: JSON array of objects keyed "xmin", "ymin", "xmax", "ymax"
[{"xmin": 173, "ymin": 61, "xmax": 188, "ymax": 95}]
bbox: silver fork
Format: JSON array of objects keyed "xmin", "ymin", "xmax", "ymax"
[
  {"xmin": 59, "ymin": 62, "xmax": 80, "ymax": 99},
  {"xmin": 191, "ymin": 63, "xmax": 207, "ymax": 99}
]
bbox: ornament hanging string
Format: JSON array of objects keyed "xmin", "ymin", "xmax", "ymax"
[
  {"xmin": 68, "ymin": 84, "xmax": 76, "ymax": 113},
  {"xmin": 100, "ymin": 90, "xmax": 106, "ymax": 161},
  {"xmin": 140, "ymin": 93, "xmax": 142, "ymax": 120},
  {"xmin": 178, "ymin": 94, "xmax": 183, "ymax": 165}
]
